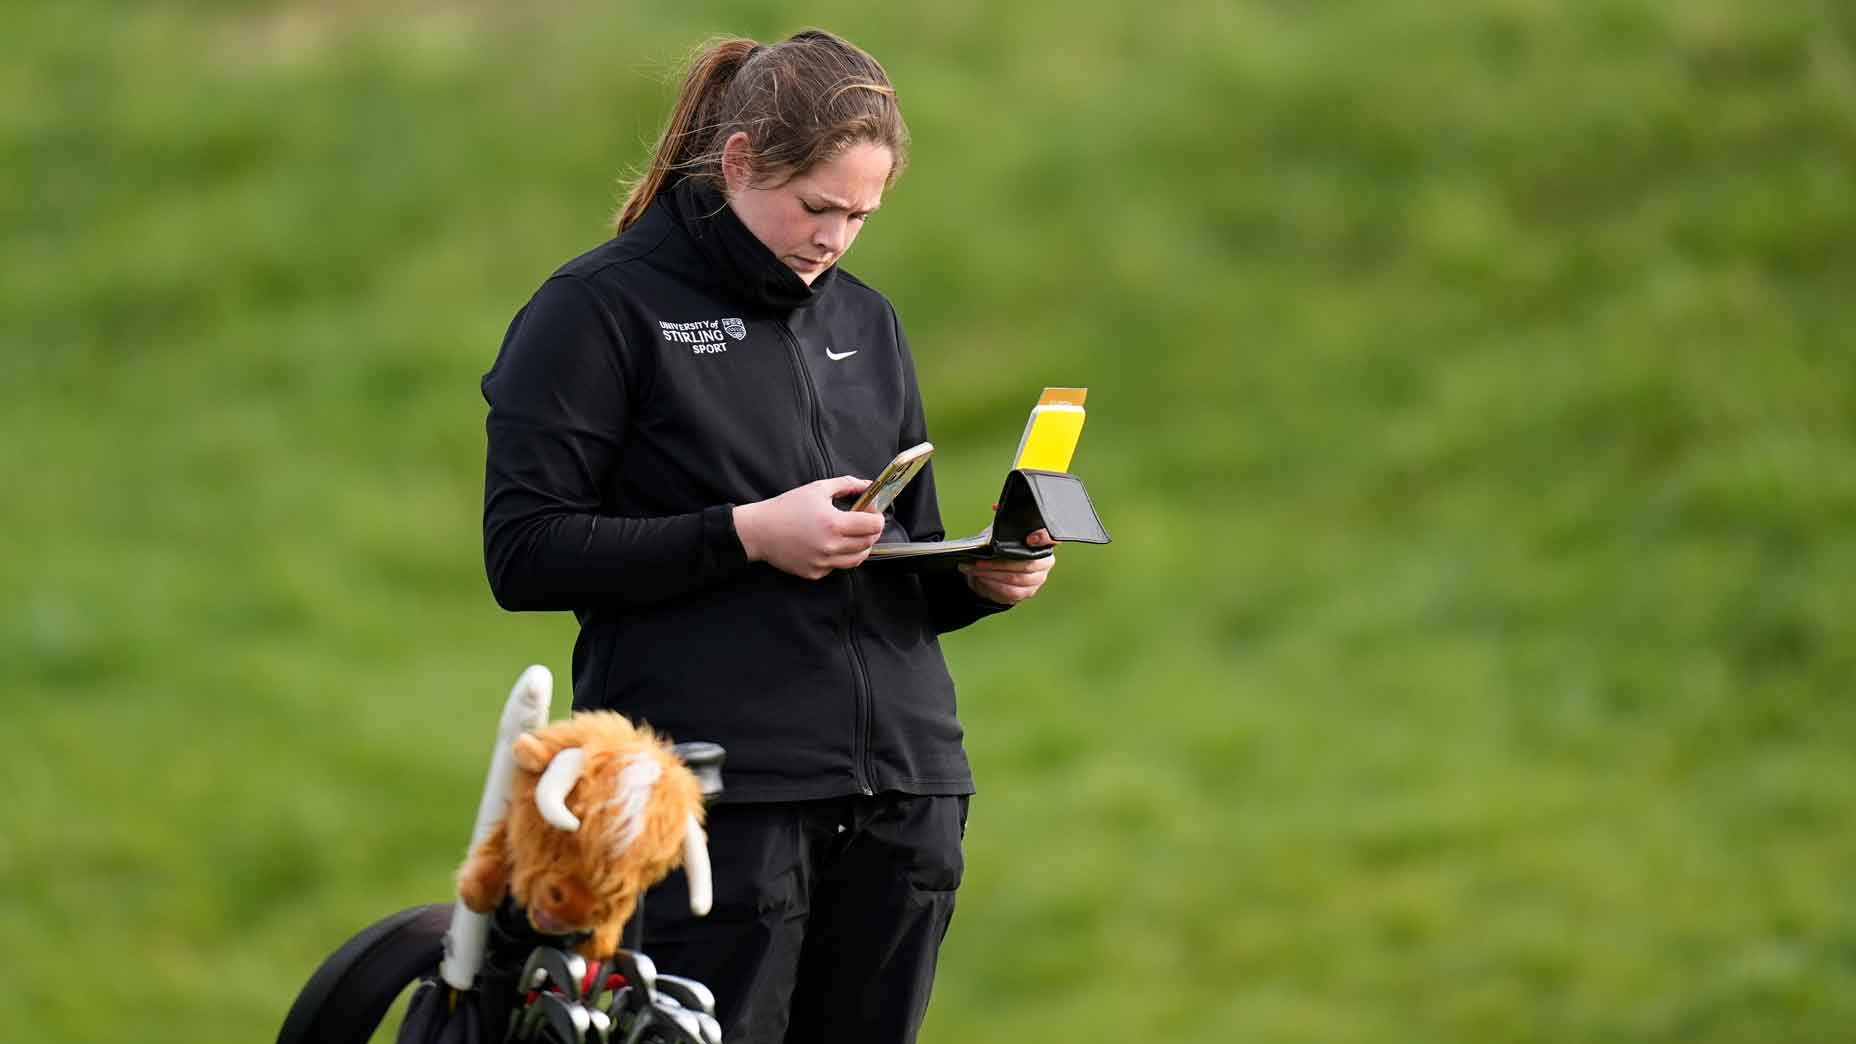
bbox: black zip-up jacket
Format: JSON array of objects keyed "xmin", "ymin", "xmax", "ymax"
[{"xmin": 481, "ymin": 180, "xmax": 1007, "ymax": 803}]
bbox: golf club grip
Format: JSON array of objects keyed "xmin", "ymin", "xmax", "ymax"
[{"xmin": 671, "ymin": 741, "xmax": 726, "ymax": 800}]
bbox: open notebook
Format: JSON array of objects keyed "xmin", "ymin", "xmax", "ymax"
[{"xmin": 867, "ymin": 387, "xmax": 1110, "ymax": 565}]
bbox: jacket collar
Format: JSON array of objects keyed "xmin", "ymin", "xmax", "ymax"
[{"xmin": 663, "ymin": 178, "xmax": 837, "ymax": 313}]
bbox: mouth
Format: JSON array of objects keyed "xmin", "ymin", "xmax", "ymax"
[
  {"xmin": 788, "ymin": 256, "xmax": 829, "ymax": 273},
  {"xmin": 529, "ymin": 909, "xmax": 579, "ymax": 936}
]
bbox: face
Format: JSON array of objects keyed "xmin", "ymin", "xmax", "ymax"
[
  {"xmin": 722, "ymin": 133, "xmax": 892, "ymax": 285},
  {"xmin": 524, "ymin": 871, "xmax": 599, "ymax": 935}
]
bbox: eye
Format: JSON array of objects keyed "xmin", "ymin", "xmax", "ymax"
[{"xmin": 801, "ymin": 200, "xmax": 827, "ymax": 215}]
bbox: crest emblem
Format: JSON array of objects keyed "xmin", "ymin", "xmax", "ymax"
[{"xmin": 722, "ymin": 317, "xmax": 747, "ymax": 341}]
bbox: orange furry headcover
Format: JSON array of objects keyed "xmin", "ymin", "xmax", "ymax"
[{"xmin": 456, "ymin": 711, "xmax": 708, "ymax": 959}]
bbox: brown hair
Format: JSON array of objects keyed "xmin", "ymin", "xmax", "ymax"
[{"xmin": 614, "ymin": 29, "xmax": 909, "ymax": 234}]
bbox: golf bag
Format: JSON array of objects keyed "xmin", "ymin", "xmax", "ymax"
[{"xmin": 276, "ymin": 667, "xmax": 726, "ymax": 1043}]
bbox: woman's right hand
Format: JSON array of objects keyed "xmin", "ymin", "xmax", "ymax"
[{"xmin": 733, "ymin": 476, "xmax": 885, "ymax": 579}]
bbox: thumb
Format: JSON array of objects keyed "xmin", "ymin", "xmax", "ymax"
[{"xmin": 821, "ymin": 475, "xmax": 872, "ymax": 498}]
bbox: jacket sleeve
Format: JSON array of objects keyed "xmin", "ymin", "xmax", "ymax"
[
  {"xmin": 886, "ymin": 313, "xmax": 1013, "ymax": 634},
  {"xmin": 480, "ymin": 275, "xmax": 748, "ymax": 612}
]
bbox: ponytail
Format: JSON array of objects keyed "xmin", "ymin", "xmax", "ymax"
[{"xmin": 614, "ymin": 37, "xmax": 759, "ymax": 234}]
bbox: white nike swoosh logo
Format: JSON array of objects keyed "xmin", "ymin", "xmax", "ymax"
[{"xmin": 825, "ymin": 348, "xmax": 858, "ymax": 361}]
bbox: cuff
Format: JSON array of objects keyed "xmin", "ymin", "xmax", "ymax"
[{"xmin": 698, "ymin": 503, "xmax": 751, "ymax": 579}]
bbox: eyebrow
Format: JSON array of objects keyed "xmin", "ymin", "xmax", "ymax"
[{"xmin": 806, "ymin": 192, "xmax": 881, "ymax": 214}]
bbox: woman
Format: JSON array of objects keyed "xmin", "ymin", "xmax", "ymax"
[{"xmin": 480, "ymin": 29, "xmax": 1054, "ymax": 1044}]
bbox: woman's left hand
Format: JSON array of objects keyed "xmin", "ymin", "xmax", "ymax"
[{"xmin": 959, "ymin": 530, "xmax": 1057, "ymax": 606}]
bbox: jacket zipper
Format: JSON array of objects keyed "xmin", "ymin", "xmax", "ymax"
[{"xmin": 776, "ymin": 321, "xmax": 878, "ymax": 796}]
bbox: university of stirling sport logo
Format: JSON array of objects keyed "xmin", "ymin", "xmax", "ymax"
[{"xmin": 661, "ymin": 317, "xmax": 747, "ymax": 355}]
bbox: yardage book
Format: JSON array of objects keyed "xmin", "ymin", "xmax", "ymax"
[{"xmin": 866, "ymin": 387, "xmax": 1111, "ymax": 566}]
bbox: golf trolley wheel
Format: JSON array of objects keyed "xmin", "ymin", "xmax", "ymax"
[{"xmin": 276, "ymin": 903, "xmax": 452, "ymax": 1044}]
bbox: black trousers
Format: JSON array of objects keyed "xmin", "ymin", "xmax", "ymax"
[{"xmin": 637, "ymin": 793, "xmax": 968, "ymax": 1044}]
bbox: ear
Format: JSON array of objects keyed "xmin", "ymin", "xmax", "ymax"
[
  {"xmin": 720, "ymin": 131, "xmax": 754, "ymax": 196},
  {"xmin": 512, "ymin": 733, "xmax": 550, "ymax": 773}
]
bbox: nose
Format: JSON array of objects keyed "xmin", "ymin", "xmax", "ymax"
[{"xmin": 813, "ymin": 216, "xmax": 851, "ymax": 259}]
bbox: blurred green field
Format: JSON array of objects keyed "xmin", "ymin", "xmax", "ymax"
[{"xmin": 5, "ymin": 1, "xmax": 1855, "ymax": 1041}]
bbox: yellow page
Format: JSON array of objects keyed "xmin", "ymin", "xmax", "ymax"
[{"xmin": 1014, "ymin": 402, "xmax": 1086, "ymax": 472}]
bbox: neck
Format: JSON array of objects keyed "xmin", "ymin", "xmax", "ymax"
[{"xmin": 670, "ymin": 178, "xmax": 833, "ymax": 312}]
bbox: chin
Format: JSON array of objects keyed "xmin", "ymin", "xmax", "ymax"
[{"xmin": 788, "ymin": 261, "xmax": 828, "ymax": 284}]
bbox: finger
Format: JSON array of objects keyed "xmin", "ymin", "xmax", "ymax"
[
  {"xmin": 824, "ymin": 549, "xmax": 873, "ymax": 571},
  {"xmin": 966, "ymin": 558, "xmax": 1052, "ymax": 575},
  {"xmin": 821, "ymin": 475, "xmax": 873, "ymax": 499},
  {"xmin": 828, "ymin": 535, "xmax": 881, "ymax": 556},
  {"xmin": 972, "ymin": 579, "xmax": 1028, "ymax": 604},
  {"xmin": 961, "ymin": 567, "xmax": 1037, "ymax": 592},
  {"xmin": 969, "ymin": 561, "xmax": 1046, "ymax": 575},
  {"xmin": 981, "ymin": 572, "xmax": 1043, "ymax": 593},
  {"xmin": 833, "ymin": 511, "xmax": 886, "ymax": 538},
  {"xmin": 1026, "ymin": 529, "xmax": 1058, "ymax": 547},
  {"xmin": 998, "ymin": 563, "xmax": 1053, "ymax": 585}
]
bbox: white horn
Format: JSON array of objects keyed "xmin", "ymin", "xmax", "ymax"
[
  {"xmin": 534, "ymin": 748, "xmax": 586, "ymax": 831},
  {"xmin": 684, "ymin": 813, "xmax": 712, "ymax": 916}
]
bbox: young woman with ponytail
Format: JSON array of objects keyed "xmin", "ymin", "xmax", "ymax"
[{"xmin": 480, "ymin": 29, "xmax": 1055, "ymax": 1044}]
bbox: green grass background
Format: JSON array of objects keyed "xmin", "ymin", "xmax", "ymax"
[{"xmin": 6, "ymin": 1, "xmax": 1855, "ymax": 1040}]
